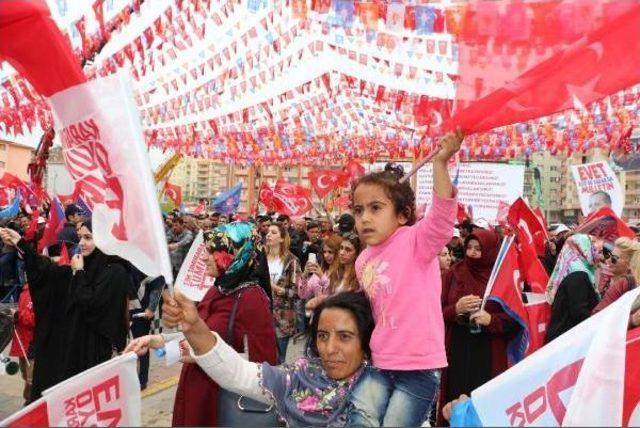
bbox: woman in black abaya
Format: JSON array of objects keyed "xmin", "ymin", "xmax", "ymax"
[{"xmin": 0, "ymin": 220, "xmax": 129, "ymax": 402}]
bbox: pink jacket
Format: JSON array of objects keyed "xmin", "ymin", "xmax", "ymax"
[
  {"xmin": 298, "ymin": 273, "xmax": 329, "ymax": 299},
  {"xmin": 356, "ymin": 191, "xmax": 457, "ymax": 370}
]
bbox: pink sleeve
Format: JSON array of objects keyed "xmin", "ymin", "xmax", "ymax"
[
  {"xmin": 298, "ymin": 274, "xmax": 328, "ymax": 299},
  {"xmin": 413, "ymin": 189, "xmax": 458, "ymax": 262}
]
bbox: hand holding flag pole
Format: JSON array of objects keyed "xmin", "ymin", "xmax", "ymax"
[{"xmin": 400, "ymin": 129, "xmax": 464, "ymax": 184}]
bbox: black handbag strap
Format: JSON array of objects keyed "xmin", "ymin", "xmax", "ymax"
[{"xmin": 224, "ymin": 290, "xmax": 243, "ymax": 350}]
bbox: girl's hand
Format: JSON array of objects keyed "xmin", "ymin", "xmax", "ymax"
[
  {"xmin": 71, "ymin": 254, "xmax": 84, "ymax": 272},
  {"xmin": 455, "ymin": 295, "xmax": 482, "ymax": 315},
  {"xmin": 470, "ymin": 309, "xmax": 492, "ymax": 326},
  {"xmin": 434, "ymin": 129, "xmax": 464, "ymax": 163},
  {"xmin": 124, "ymin": 334, "xmax": 164, "ymax": 355},
  {"xmin": 162, "ymin": 290, "xmax": 201, "ymax": 332},
  {"xmin": 631, "ymin": 309, "xmax": 640, "ymax": 328},
  {"xmin": 442, "ymin": 394, "xmax": 469, "ymax": 422},
  {"xmin": 0, "ymin": 228, "xmax": 21, "ymax": 247}
]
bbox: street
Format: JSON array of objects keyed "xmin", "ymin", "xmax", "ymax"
[{"xmin": 0, "ymin": 345, "xmax": 182, "ymax": 426}]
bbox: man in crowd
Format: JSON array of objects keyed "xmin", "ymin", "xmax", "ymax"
[
  {"xmin": 257, "ymin": 215, "xmax": 271, "ymax": 246},
  {"xmin": 168, "ymin": 217, "xmax": 193, "ymax": 276},
  {"xmin": 299, "ymin": 220, "xmax": 323, "ymax": 266},
  {"xmin": 337, "ymin": 213, "xmax": 355, "ymax": 235},
  {"xmin": 57, "ymin": 203, "xmax": 83, "ymax": 245}
]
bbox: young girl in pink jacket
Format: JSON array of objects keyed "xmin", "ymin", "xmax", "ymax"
[{"xmin": 347, "ymin": 131, "xmax": 462, "ymax": 426}]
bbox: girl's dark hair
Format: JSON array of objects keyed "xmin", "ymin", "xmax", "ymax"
[
  {"xmin": 352, "ymin": 163, "xmax": 416, "ymax": 226},
  {"xmin": 308, "ymin": 291, "xmax": 374, "ymax": 359}
]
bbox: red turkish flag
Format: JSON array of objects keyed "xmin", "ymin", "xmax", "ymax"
[
  {"xmin": 623, "ymin": 327, "xmax": 640, "ymax": 427},
  {"xmin": 456, "ymin": 202, "xmax": 469, "ymax": 224},
  {"xmin": 451, "ymin": 0, "xmax": 640, "ymax": 134},
  {"xmin": 163, "ymin": 181, "xmax": 182, "ymax": 207},
  {"xmin": 524, "ymin": 293, "xmax": 551, "ymax": 358},
  {"xmin": 272, "ymin": 179, "xmax": 313, "ymax": 216},
  {"xmin": 308, "ymin": 169, "xmax": 349, "ymax": 199},
  {"xmin": 508, "ymin": 197, "xmax": 548, "ymax": 256},
  {"xmin": 258, "ymin": 181, "xmax": 274, "ymax": 210}
]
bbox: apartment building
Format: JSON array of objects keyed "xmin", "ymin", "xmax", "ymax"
[{"xmin": 0, "ymin": 139, "xmax": 35, "ymax": 181}]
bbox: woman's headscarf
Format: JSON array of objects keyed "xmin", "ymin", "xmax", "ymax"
[
  {"xmin": 546, "ymin": 234, "xmax": 598, "ymax": 303},
  {"xmin": 450, "ymin": 230, "xmax": 501, "ymax": 295},
  {"xmin": 260, "ymin": 358, "xmax": 364, "ymax": 427},
  {"xmin": 204, "ymin": 222, "xmax": 256, "ymax": 294}
]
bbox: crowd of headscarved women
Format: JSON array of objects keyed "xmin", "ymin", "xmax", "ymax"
[{"xmin": 5, "ymin": 131, "xmax": 640, "ymax": 427}]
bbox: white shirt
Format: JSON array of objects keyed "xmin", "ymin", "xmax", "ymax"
[
  {"xmin": 267, "ymin": 257, "xmax": 284, "ymax": 285},
  {"xmin": 192, "ymin": 332, "xmax": 273, "ymax": 405}
]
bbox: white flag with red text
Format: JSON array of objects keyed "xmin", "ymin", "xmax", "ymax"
[
  {"xmin": 452, "ymin": 288, "xmax": 640, "ymax": 426},
  {"xmin": 174, "ymin": 230, "xmax": 215, "ymax": 301},
  {"xmin": 48, "ymin": 73, "xmax": 172, "ymax": 284},
  {"xmin": 1, "ymin": 353, "xmax": 140, "ymax": 427}
]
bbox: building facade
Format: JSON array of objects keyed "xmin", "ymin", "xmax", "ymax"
[{"xmin": 0, "ymin": 139, "xmax": 35, "ymax": 181}]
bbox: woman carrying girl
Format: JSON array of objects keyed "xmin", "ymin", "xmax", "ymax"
[{"xmin": 347, "ymin": 131, "xmax": 463, "ymax": 426}]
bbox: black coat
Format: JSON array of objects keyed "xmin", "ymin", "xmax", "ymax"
[
  {"xmin": 18, "ymin": 239, "xmax": 129, "ymax": 401},
  {"xmin": 545, "ymin": 271, "xmax": 599, "ymax": 344}
]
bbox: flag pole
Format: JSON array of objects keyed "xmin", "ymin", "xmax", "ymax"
[{"xmin": 399, "ymin": 147, "xmax": 441, "ymax": 184}]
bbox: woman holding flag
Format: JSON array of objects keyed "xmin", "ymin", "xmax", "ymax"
[
  {"xmin": 439, "ymin": 229, "xmax": 517, "ymax": 422},
  {"xmin": 0, "ymin": 221, "xmax": 130, "ymax": 402}
]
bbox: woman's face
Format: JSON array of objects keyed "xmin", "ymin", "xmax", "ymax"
[
  {"xmin": 438, "ymin": 248, "xmax": 452, "ymax": 270},
  {"xmin": 266, "ymin": 225, "xmax": 283, "ymax": 248},
  {"xmin": 78, "ymin": 225, "xmax": 96, "ymax": 257},
  {"xmin": 202, "ymin": 252, "xmax": 220, "ymax": 278},
  {"xmin": 322, "ymin": 244, "xmax": 336, "ymax": 266},
  {"xmin": 316, "ymin": 308, "xmax": 364, "ymax": 381},
  {"xmin": 608, "ymin": 246, "xmax": 631, "ymax": 276},
  {"xmin": 338, "ymin": 240, "xmax": 357, "ymax": 265},
  {"xmin": 466, "ymin": 239, "xmax": 482, "ymax": 259}
]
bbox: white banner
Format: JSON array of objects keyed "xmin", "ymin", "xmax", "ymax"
[
  {"xmin": 370, "ymin": 162, "xmax": 524, "ymax": 222},
  {"xmin": 174, "ymin": 230, "xmax": 215, "ymax": 301},
  {"xmin": 571, "ymin": 161, "xmax": 623, "ymax": 217},
  {"xmin": 48, "ymin": 73, "xmax": 173, "ymax": 284},
  {"xmin": 466, "ymin": 288, "xmax": 639, "ymax": 427}
]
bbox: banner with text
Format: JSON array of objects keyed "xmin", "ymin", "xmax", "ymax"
[
  {"xmin": 571, "ymin": 161, "xmax": 623, "ymax": 217},
  {"xmin": 174, "ymin": 230, "xmax": 215, "ymax": 302},
  {"xmin": 1, "ymin": 353, "xmax": 140, "ymax": 427},
  {"xmin": 406, "ymin": 162, "xmax": 524, "ymax": 223}
]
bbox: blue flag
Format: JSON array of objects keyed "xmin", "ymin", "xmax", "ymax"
[
  {"xmin": 212, "ymin": 183, "xmax": 242, "ymax": 215},
  {"xmin": 74, "ymin": 196, "xmax": 92, "ymax": 218},
  {"xmin": 0, "ymin": 191, "xmax": 21, "ymax": 219}
]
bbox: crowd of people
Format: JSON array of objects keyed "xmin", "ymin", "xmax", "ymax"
[{"xmin": 3, "ymin": 130, "xmax": 640, "ymax": 427}]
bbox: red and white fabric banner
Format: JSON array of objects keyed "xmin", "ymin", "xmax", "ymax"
[
  {"xmin": 48, "ymin": 73, "xmax": 173, "ymax": 284},
  {"xmin": 1, "ymin": 353, "xmax": 140, "ymax": 427},
  {"xmin": 174, "ymin": 230, "xmax": 215, "ymax": 302}
]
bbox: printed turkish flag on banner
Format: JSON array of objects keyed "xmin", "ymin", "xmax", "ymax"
[
  {"xmin": 2, "ymin": 400, "xmax": 49, "ymax": 427},
  {"xmin": 258, "ymin": 181, "xmax": 274, "ymax": 210},
  {"xmin": 174, "ymin": 231, "xmax": 215, "ymax": 301},
  {"xmin": 623, "ymin": 327, "xmax": 640, "ymax": 427},
  {"xmin": 272, "ymin": 179, "xmax": 313, "ymax": 216},
  {"xmin": 42, "ymin": 353, "xmax": 140, "ymax": 426},
  {"xmin": 48, "ymin": 73, "xmax": 173, "ymax": 284},
  {"xmin": 508, "ymin": 198, "xmax": 548, "ymax": 256},
  {"xmin": 164, "ymin": 181, "xmax": 182, "ymax": 207},
  {"xmin": 575, "ymin": 206, "xmax": 636, "ymax": 244},
  {"xmin": 308, "ymin": 169, "xmax": 349, "ymax": 199},
  {"xmin": 450, "ymin": 0, "xmax": 640, "ymax": 133}
]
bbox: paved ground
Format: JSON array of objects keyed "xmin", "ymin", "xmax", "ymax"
[{"xmin": 0, "ymin": 342, "xmax": 182, "ymax": 426}]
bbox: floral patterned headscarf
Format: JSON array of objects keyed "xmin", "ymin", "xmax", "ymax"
[
  {"xmin": 260, "ymin": 358, "xmax": 365, "ymax": 427},
  {"xmin": 546, "ymin": 234, "xmax": 599, "ymax": 303}
]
